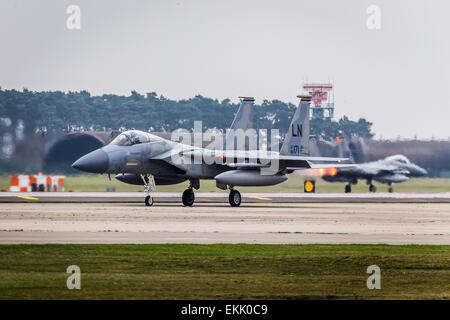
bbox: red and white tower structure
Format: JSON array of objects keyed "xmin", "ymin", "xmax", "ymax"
[{"xmin": 302, "ymin": 83, "xmax": 335, "ymax": 119}]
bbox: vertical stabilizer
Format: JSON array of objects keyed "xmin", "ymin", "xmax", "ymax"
[
  {"xmin": 229, "ymin": 97, "xmax": 254, "ymax": 131},
  {"xmin": 280, "ymin": 95, "xmax": 311, "ymax": 156},
  {"xmin": 225, "ymin": 96, "xmax": 255, "ymax": 150}
]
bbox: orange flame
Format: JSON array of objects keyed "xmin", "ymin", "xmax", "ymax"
[{"xmin": 317, "ymin": 167, "xmax": 337, "ymax": 177}]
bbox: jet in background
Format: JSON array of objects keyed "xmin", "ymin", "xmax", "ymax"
[
  {"xmin": 321, "ymin": 154, "xmax": 427, "ymax": 193},
  {"xmin": 72, "ymin": 95, "xmax": 349, "ymax": 206}
]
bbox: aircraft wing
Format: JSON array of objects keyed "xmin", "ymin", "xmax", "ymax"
[
  {"xmin": 205, "ymin": 150, "xmax": 347, "ymax": 162},
  {"xmin": 181, "ymin": 149, "xmax": 349, "ymax": 171}
]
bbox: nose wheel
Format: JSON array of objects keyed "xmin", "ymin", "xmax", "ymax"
[
  {"xmin": 229, "ymin": 189, "xmax": 241, "ymax": 207},
  {"xmin": 145, "ymin": 195, "xmax": 153, "ymax": 206},
  {"xmin": 141, "ymin": 174, "xmax": 156, "ymax": 206}
]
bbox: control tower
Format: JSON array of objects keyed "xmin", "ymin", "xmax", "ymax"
[{"xmin": 302, "ymin": 83, "xmax": 335, "ymax": 119}]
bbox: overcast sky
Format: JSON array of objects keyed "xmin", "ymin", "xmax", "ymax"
[{"xmin": 1, "ymin": 0, "xmax": 449, "ymax": 139}]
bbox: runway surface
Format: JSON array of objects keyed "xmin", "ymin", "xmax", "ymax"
[
  {"xmin": 0, "ymin": 200, "xmax": 449, "ymax": 245},
  {"xmin": 2, "ymin": 191, "xmax": 450, "ymax": 203}
]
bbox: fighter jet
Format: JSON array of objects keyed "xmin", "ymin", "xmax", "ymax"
[
  {"xmin": 72, "ymin": 95, "xmax": 349, "ymax": 206},
  {"xmin": 321, "ymin": 154, "xmax": 427, "ymax": 193}
]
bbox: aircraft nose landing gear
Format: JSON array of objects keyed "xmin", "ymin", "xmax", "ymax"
[
  {"xmin": 229, "ymin": 189, "xmax": 241, "ymax": 207},
  {"xmin": 140, "ymin": 174, "xmax": 156, "ymax": 206},
  {"xmin": 145, "ymin": 195, "xmax": 153, "ymax": 206}
]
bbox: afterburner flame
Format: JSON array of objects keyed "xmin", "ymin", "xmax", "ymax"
[{"xmin": 317, "ymin": 167, "xmax": 337, "ymax": 177}]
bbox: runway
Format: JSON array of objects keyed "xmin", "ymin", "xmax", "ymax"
[
  {"xmin": 2, "ymin": 191, "xmax": 450, "ymax": 203},
  {"xmin": 0, "ymin": 200, "xmax": 449, "ymax": 245}
]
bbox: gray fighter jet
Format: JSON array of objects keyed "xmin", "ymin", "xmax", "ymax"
[
  {"xmin": 72, "ymin": 95, "xmax": 349, "ymax": 206},
  {"xmin": 321, "ymin": 154, "xmax": 427, "ymax": 193}
]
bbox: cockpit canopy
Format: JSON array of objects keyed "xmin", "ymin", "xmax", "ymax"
[
  {"xmin": 110, "ymin": 130, "xmax": 154, "ymax": 146},
  {"xmin": 386, "ymin": 154, "xmax": 411, "ymax": 164}
]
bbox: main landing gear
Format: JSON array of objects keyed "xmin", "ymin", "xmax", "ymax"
[
  {"xmin": 182, "ymin": 179, "xmax": 199, "ymax": 207},
  {"xmin": 346, "ymin": 181, "xmax": 390, "ymax": 193},
  {"xmin": 229, "ymin": 189, "xmax": 242, "ymax": 207},
  {"xmin": 182, "ymin": 188, "xmax": 195, "ymax": 206},
  {"xmin": 216, "ymin": 181, "xmax": 242, "ymax": 207},
  {"xmin": 141, "ymin": 174, "xmax": 156, "ymax": 206},
  {"xmin": 182, "ymin": 187, "xmax": 242, "ymax": 207},
  {"xmin": 345, "ymin": 184, "xmax": 352, "ymax": 193},
  {"xmin": 388, "ymin": 182, "xmax": 394, "ymax": 193},
  {"xmin": 369, "ymin": 183, "xmax": 376, "ymax": 193}
]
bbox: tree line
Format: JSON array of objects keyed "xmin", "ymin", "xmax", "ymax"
[{"xmin": 0, "ymin": 88, "xmax": 374, "ymax": 146}]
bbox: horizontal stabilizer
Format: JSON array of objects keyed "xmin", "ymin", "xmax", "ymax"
[{"xmin": 308, "ymin": 163, "xmax": 355, "ymax": 169}]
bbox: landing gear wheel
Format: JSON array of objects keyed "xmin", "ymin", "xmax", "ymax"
[
  {"xmin": 388, "ymin": 187, "xmax": 394, "ymax": 193},
  {"xmin": 145, "ymin": 195, "xmax": 153, "ymax": 206},
  {"xmin": 182, "ymin": 189, "xmax": 195, "ymax": 207},
  {"xmin": 345, "ymin": 184, "xmax": 352, "ymax": 193},
  {"xmin": 369, "ymin": 184, "xmax": 376, "ymax": 193},
  {"xmin": 141, "ymin": 174, "xmax": 156, "ymax": 206},
  {"xmin": 229, "ymin": 190, "xmax": 241, "ymax": 207}
]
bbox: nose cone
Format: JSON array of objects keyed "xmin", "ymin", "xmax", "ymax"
[
  {"xmin": 409, "ymin": 165, "xmax": 428, "ymax": 177},
  {"xmin": 416, "ymin": 167, "xmax": 428, "ymax": 177},
  {"xmin": 72, "ymin": 149, "xmax": 109, "ymax": 173}
]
